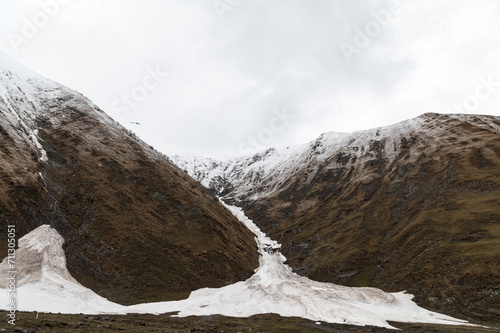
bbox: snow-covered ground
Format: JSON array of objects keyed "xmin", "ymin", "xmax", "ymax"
[
  {"xmin": 0, "ymin": 225, "xmax": 127, "ymax": 314},
  {"xmin": 0, "ymin": 49, "xmax": 119, "ymax": 166},
  {"xmin": 0, "ymin": 204, "xmax": 474, "ymax": 329}
]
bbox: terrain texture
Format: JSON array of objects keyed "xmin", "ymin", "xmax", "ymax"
[
  {"xmin": 1, "ymin": 311, "xmax": 499, "ymax": 333},
  {"xmin": 173, "ymin": 113, "xmax": 500, "ymax": 325},
  {"xmin": 0, "ymin": 52, "xmax": 259, "ymax": 305},
  {"xmin": 1, "ymin": 48, "xmax": 499, "ymax": 328}
]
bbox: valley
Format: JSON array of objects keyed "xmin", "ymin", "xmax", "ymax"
[
  {"xmin": 0, "ymin": 50, "xmax": 499, "ymax": 330},
  {"xmin": 172, "ymin": 114, "xmax": 500, "ymax": 325}
]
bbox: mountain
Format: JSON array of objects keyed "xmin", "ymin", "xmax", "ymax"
[
  {"xmin": 172, "ymin": 113, "xmax": 500, "ymax": 324},
  {"xmin": 0, "ymin": 51, "xmax": 259, "ymax": 304}
]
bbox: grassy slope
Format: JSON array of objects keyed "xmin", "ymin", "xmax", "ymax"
[
  {"xmin": 241, "ymin": 115, "xmax": 500, "ymax": 325},
  {"xmin": 0, "ymin": 85, "xmax": 259, "ymax": 305}
]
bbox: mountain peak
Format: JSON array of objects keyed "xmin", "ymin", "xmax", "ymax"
[
  {"xmin": 0, "ymin": 52, "xmax": 259, "ymax": 305},
  {"xmin": 0, "ymin": 49, "xmax": 34, "ymax": 78},
  {"xmin": 0, "ymin": 49, "xmax": 14, "ymax": 63}
]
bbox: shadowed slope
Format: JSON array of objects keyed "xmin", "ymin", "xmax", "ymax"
[{"xmin": 0, "ymin": 51, "xmax": 259, "ymax": 304}]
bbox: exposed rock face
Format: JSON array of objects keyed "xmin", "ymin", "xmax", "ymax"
[
  {"xmin": 0, "ymin": 52, "xmax": 259, "ymax": 304},
  {"xmin": 173, "ymin": 113, "xmax": 500, "ymax": 324}
]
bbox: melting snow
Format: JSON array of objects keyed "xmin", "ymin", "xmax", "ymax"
[
  {"xmin": 126, "ymin": 203, "xmax": 472, "ymax": 329},
  {"xmin": 0, "ymin": 206, "xmax": 474, "ymax": 329},
  {"xmin": 31, "ymin": 129, "xmax": 48, "ymax": 162},
  {"xmin": 0, "ymin": 225, "xmax": 127, "ymax": 314}
]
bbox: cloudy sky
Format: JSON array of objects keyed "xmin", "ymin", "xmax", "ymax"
[{"xmin": 1, "ymin": 0, "xmax": 499, "ymax": 156}]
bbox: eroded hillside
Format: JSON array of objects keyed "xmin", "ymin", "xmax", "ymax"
[
  {"xmin": 0, "ymin": 52, "xmax": 259, "ymax": 304},
  {"xmin": 173, "ymin": 113, "xmax": 500, "ymax": 324}
]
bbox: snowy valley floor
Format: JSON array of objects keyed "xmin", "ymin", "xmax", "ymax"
[{"xmin": 0, "ymin": 204, "xmax": 494, "ymax": 330}]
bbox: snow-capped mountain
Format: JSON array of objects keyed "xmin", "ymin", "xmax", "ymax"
[
  {"xmin": 172, "ymin": 113, "xmax": 500, "ymax": 324},
  {"xmin": 0, "ymin": 50, "xmax": 259, "ymax": 305},
  {"xmin": 0, "ymin": 48, "xmax": 498, "ymax": 327},
  {"xmin": 173, "ymin": 114, "xmax": 500, "ymax": 203}
]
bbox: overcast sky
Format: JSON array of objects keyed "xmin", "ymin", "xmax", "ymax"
[{"xmin": 1, "ymin": 0, "xmax": 499, "ymax": 156}]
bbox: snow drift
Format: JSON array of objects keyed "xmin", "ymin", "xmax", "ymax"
[
  {"xmin": 0, "ymin": 225, "xmax": 127, "ymax": 314},
  {"xmin": 0, "ymin": 206, "xmax": 474, "ymax": 329}
]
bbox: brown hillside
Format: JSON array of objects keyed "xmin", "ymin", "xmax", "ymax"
[
  {"xmin": 0, "ymin": 59, "xmax": 259, "ymax": 305},
  {"xmin": 173, "ymin": 113, "xmax": 500, "ymax": 325},
  {"xmin": 239, "ymin": 113, "xmax": 499, "ymax": 324}
]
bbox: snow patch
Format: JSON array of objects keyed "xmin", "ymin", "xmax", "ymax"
[
  {"xmin": 32, "ymin": 129, "xmax": 48, "ymax": 162},
  {"xmin": 0, "ymin": 225, "xmax": 127, "ymax": 314},
  {"xmin": 127, "ymin": 203, "xmax": 472, "ymax": 329},
  {"xmin": 0, "ymin": 210, "xmax": 475, "ymax": 328}
]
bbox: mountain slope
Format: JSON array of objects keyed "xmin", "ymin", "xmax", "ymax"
[
  {"xmin": 172, "ymin": 113, "xmax": 500, "ymax": 324},
  {"xmin": 0, "ymin": 51, "xmax": 259, "ymax": 304}
]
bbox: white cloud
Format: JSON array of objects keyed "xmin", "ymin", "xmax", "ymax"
[{"xmin": 1, "ymin": 0, "xmax": 499, "ymax": 156}]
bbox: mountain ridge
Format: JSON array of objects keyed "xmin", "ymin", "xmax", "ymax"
[
  {"xmin": 172, "ymin": 112, "xmax": 500, "ymax": 324},
  {"xmin": 0, "ymin": 51, "xmax": 259, "ymax": 305},
  {"xmin": 172, "ymin": 113, "xmax": 499, "ymax": 201}
]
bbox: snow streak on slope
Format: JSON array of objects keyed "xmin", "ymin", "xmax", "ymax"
[
  {"xmin": 0, "ymin": 50, "xmax": 117, "ymax": 165},
  {"xmin": 0, "ymin": 225, "xmax": 127, "ymax": 314},
  {"xmin": 127, "ymin": 203, "xmax": 471, "ymax": 329},
  {"xmin": 0, "ymin": 212, "xmax": 472, "ymax": 328}
]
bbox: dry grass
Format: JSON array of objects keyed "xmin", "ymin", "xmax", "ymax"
[{"xmin": 240, "ymin": 114, "xmax": 500, "ymax": 325}]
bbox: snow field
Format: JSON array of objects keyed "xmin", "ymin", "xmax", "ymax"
[{"xmin": 1, "ymin": 206, "xmax": 474, "ymax": 329}]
